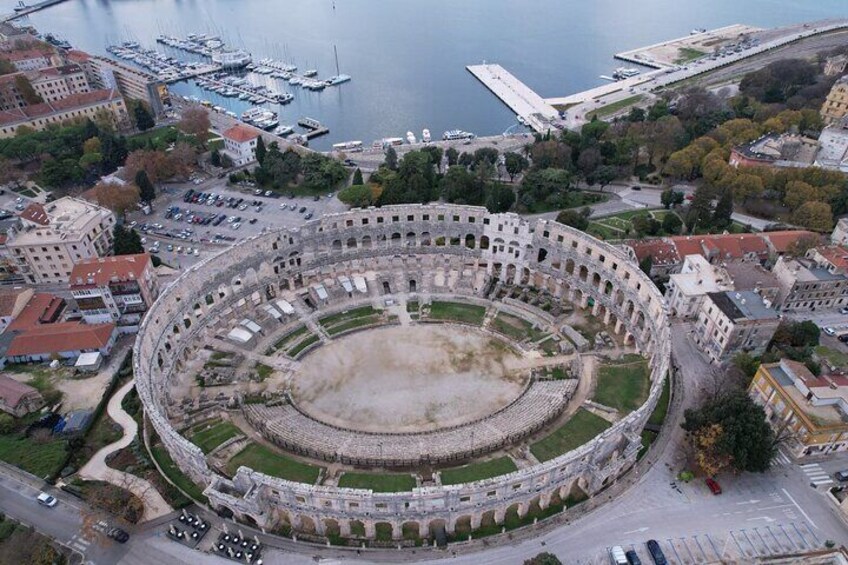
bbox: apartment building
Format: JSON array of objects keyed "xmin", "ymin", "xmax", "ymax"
[
  {"xmin": 70, "ymin": 253, "xmax": 159, "ymax": 334},
  {"xmin": 222, "ymin": 124, "xmax": 260, "ymax": 166},
  {"xmin": 0, "ymin": 88, "xmax": 127, "ymax": 137},
  {"xmin": 6, "ymin": 197, "xmax": 115, "ymax": 284},
  {"xmin": 822, "ymin": 75, "xmax": 848, "ymax": 126},
  {"xmin": 692, "ymin": 290, "xmax": 781, "ymax": 364},
  {"xmin": 665, "ymin": 255, "xmax": 731, "ymax": 319},
  {"xmin": 0, "ymin": 64, "xmax": 90, "ymax": 110},
  {"xmin": 773, "ymin": 246, "xmax": 848, "ymax": 312},
  {"xmin": 0, "ymin": 47, "xmax": 62, "ymax": 72}
]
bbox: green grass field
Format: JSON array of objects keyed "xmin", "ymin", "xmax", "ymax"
[
  {"xmin": 648, "ymin": 375, "xmax": 671, "ymax": 427},
  {"xmin": 190, "ymin": 420, "xmax": 242, "ymax": 454},
  {"xmin": 326, "ymin": 315, "xmax": 381, "ymax": 335},
  {"xmin": 319, "ymin": 306, "xmax": 376, "ymax": 329},
  {"xmin": 288, "ymin": 333, "xmax": 320, "ymax": 357},
  {"xmin": 0, "ymin": 434, "xmax": 67, "ymax": 478},
  {"xmin": 675, "ymin": 47, "xmax": 707, "ymax": 64},
  {"xmin": 491, "ymin": 313, "xmax": 546, "ymax": 342},
  {"xmin": 530, "ymin": 408, "xmax": 611, "ymax": 462},
  {"xmin": 269, "ymin": 326, "xmax": 309, "ymax": 353},
  {"xmin": 594, "ymin": 355, "xmax": 651, "ymax": 413},
  {"xmin": 226, "ymin": 443, "xmax": 322, "ymax": 484},
  {"xmin": 337, "ymin": 472, "xmax": 417, "ymax": 492},
  {"xmin": 440, "ymin": 456, "xmax": 518, "ymax": 485},
  {"xmin": 429, "ymin": 301, "xmax": 486, "ymax": 325},
  {"xmin": 587, "ymin": 95, "xmax": 644, "ymax": 120},
  {"xmin": 815, "ymin": 346, "xmax": 848, "ymax": 370},
  {"xmin": 150, "ymin": 444, "xmax": 208, "ymax": 503}
]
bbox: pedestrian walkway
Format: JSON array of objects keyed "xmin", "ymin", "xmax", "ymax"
[
  {"xmin": 800, "ymin": 463, "xmax": 834, "ymax": 487},
  {"xmin": 772, "ymin": 450, "xmax": 792, "ymax": 466},
  {"xmin": 66, "ymin": 533, "xmax": 91, "ymax": 554}
]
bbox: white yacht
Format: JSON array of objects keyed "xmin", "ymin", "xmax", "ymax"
[
  {"xmin": 612, "ymin": 67, "xmax": 640, "ymax": 80},
  {"xmin": 406, "ymin": 131, "xmax": 417, "ymax": 144},
  {"xmin": 422, "ymin": 129, "xmax": 431, "ymax": 143},
  {"xmin": 212, "ymin": 49, "xmax": 252, "ymax": 69},
  {"xmin": 332, "ymin": 140, "xmax": 364, "ymax": 152},
  {"xmin": 442, "ymin": 130, "xmax": 475, "ymax": 141}
]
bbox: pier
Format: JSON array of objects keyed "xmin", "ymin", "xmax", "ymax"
[
  {"xmin": 3, "ymin": 0, "xmax": 68, "ymax": 22},
  {"xmin": 466, "ymin": 64, "xmax": 559, "ymax": 133},
  {"xmin": 297, "ymin": 118, "xmax": 330, "ymax": 140}
]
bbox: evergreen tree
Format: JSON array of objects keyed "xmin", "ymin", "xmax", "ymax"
[
  {"xmin": 113, "ymin": 224, "xmax": 143, "ymax": 255},
  {"xmin": 352, "ymin": 168, "xmax": 363, "ymax": 185},
  {"xmin": 210, "ymin": 149, "xmax": 221, "ymax": 167},
  {"xmin": 133, "ymin": 103, "xmax": 155, "ymax": 131},
  {"xmin": 255, "ymin": 136, "xmax": 267, "ymax": 165},
  {"xmin": 712, "ymin": 189, "xmax": 734, "ymax": 228},
  {"xmin": 385, "ymin": 146, "xmax": 398, "ymax": 170},
  {"xmin": 135, "ymin": 169, "xmax": 156, "ymax": 203}
]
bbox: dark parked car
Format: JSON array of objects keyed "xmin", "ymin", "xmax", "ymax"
[
  {"xmin": 625, "ymin": 549, "xmax": 642, "ymax": 565},
  {"xmin": 631, "ymin": 185, "xmax": 642, "ymax": 191},
  {"xmin": 646, "ymin": 540, "xmax": 668, "ymax": 565},
  {"xmin": 835, "ymin": 470, "xmax": 848, "ymax": 482}
]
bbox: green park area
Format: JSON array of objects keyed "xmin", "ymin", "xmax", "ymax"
[
  {"xmin": 337, "ymin": 472, "xmax": 417, "ymax": 492},
  {"xmin": 428, "ymin": 301, "xmax": 486, "ymax": 325},
  {"xmin": 491, "ymin": 312, "xmax": 547, "ymax": 342},
  {"xmin": 440, "ymin": 456, "xmax": 518, "ymax": 485},
  {"xmin": 593, "ymin": 355, "xmax": 651, "ymax": 413},
  {"xmin": 530, "ymin": 408, "xmax": 611, "ymax": 462},
  {"xmin": 226, "ymin": 443, "xmax": 323, "ymax": 484},
  {"xmin": 189, "ymin": 419, "xmax": 242, "ymax": 454}
]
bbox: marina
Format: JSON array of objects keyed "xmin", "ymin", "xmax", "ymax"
[{"xmin": 297, "ymin": 117, "xmax": 330, "ymax": 140}]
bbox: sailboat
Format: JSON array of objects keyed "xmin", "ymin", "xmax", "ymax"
[{"xmin": 326, "ymin": 45, "xmax": 351, "ymax": 86}]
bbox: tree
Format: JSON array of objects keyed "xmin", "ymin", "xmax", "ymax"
[
  {"xmin": 352, "ymin": 168, "xmax": 364, "ymax": 186},
  {"xmin": 660, "ymin": 189, "xmax": 684, "ymax": 209},
  {"xmin": 445, "ymin": 146, "xmax": 458, "ymax": 167},
  {"xmin": 113, "ymin": 224, "xmax": 143, "ymax": 255},
  {"xmin": 177, "ymin": 107, "xmax": 210, "ymax": 145},
  {"xmin": 639, "ymin": 254, "xmax": 653, "ymax": 275},
  {"xmin": 133, "ymin": 103, "xmax": 155, "ymax": 131},
  {"xmin": 594, "ymin": 165, "xmax": 618, "ymax": 190},
  {"xmin": 384, "ymin": 146, "xmax": 398, "ymax": 170},
  {"xmin": 14, "ymin": 75, "xmax": 42, "ymax": 105},
  {"xmin": 792, "ymin": 201, "xmax": 833, "ymax": 232},
  {"xmin": 711, "ymin": 189, "xmax": 734, "ymax": 228},
  {"xmin": 682, "ymin": 390, "xmax": 776, "ymax": 475},
  {"xmin": 135, "ymin": 169, "xmax": 156, "ymax": 203},
  {"xmin": 441, "ymin": 165, "xmax": 475, "ymax": 204},
  {"xmin": 632, "ymin": 213, "xmax": 661, "ymax": 237},
  {"xmin": 210, "ymin": 149, "xmax": 221, "ymax": 167},
  {"xmin": 503, "ymin": 151, "xmax": 528, "ymax": 182},
  {"xmin": 94, "ymin": 181, "xmax": 140, "ymax": 216},
  {"xmin": 662, "ymin": 212, "xmax": 683, "ymax": 235},
  {"xmin": 732, "ymin": 352, "xmax": 760, "ymax": 382},
  {"xmin": 484, "ymin": 183, "xmax": 516, "ymax": 213},
  {"xmin": 577, "ymin": 147, "xmax": 602, "ymax": 181},
  {"xmin": 555, "ymin": 207, "xmax": 590, "ymax": 231},
  {"xmin": 731, "ymin": 173, "xmax": 764, "ymax": 203},
  {"xmin": 524, "ymin": 553, "xmax": 562, "ymax": 565},
  {"xmin": 338, "ymin": 184, "xmax": 374, "ymax": 207},
  {"xmin": 255, "ymin": 136, "xmax": 266, "ymax": 165}
]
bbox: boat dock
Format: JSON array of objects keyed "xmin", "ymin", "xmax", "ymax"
[
  {"xmin": 297, "ymin": 118, "xmax": 330, "ymax": 140},
  {"xmin": 3, "ymin": 0, "xmax": 68, "ymax": 21},
  {"xmin": 614, "ymin": 24, "xmax": 761, "ymax": 69},
  {"xmin": 466, "ymin": 64, "xmax": 559, "ymax": 133}
]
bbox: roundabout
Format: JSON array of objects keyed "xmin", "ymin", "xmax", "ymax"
[{"xmin": 134, "ymin": 203, "xmax": 670, "ymax": 545}]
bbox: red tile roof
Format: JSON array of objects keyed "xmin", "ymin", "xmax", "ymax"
[
  {"xmin": 5, "ymin": 321, "xmax": 114, "ymax": 356},
  {"xmin": 70, "ymin": 253, "xmax": 150, "ymax": 288},
  {"xmin": 65, "ymin": 50, "xmax": 90, "ymax": 63},
  {"xmin": 19, "ymin": 202, "xmax": 48, "ymax": 225},
  {"xmin": 0, "ymin": 88, "xmax": 122, "ymax": 127},
  {"xmin": 763, "ymin": 231, "xmax": 819, "ymax": 253},
  {"xmin": 0, "ymin": 48, "xmax": 52, "ymax": 62},
  {"xmin": 7, "ymin": 293, "xmax": 63, "ymax": 331},
  {"xmin": 813, "ymin": 245, "xmax": 848, "ymax": 271},
  {"xmin": 625, "ymin": 239, "xmax": 680, "ymax": 267},
  {"xmin": 0, "ymin": 374, "xmax": 40, "ymax": 408},
  {"xmin": 223, "ymin": 124, "xmax": 259, "ymax": 143},
  {"xmin": 0, "ymin": 288, "xmax": 28, "ymax": 318},
  {"xmin": 671, "ymin": 233, "xmax": 770, "ymax": 261}
]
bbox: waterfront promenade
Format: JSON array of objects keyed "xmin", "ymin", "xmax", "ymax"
[{"xmin": 466, "ymin": 64, "xmax": 559, "ymax": 133}]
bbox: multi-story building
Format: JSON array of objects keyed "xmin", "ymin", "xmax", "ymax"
[
  {"xmin": 67, "ymin": 51, "xmax": 169, "ymax": 116},
  {"xmin": 70, "ymin": 253, "xmax": 159, "ymax": 334},
  {"xmin": 728, "ymin": 133, "xmax": 818, "ymax": 169},
  {"xmin": 822, "ymin": 75, "xmax": 848, "ymax": 126},
  {"xmin": 0, "ymin": 88, "xmax": 128, "ymax": 137},
  {"xmin": 815, "ymin": 115, "xmax": 848, "ymax": 174},
  {"xmin": 749, "ymin": 359, "xmax": 848, "ymax": 458},
  {"xmin": 222, "ymin": 124, "xmax": 260, "ymax": 166},
  {"xmin": 6, "ymin": 197, "xmax": 115, "ymax": 284},
  {"xmin": 0, "ymin": 23, "xmax": 33, "ymax": 43},
  {"xmin": 0, "ymin": 47, "xmax": 62, "ymax": 72},
  {"xmin": 0, "ymin": 64, "xmax": 90, "ymax": 110},
  {"xmin": 825, "ymin": 55, "xmax": 848, "ymax": 77},
  {"xmin": 773, "ymin": 246, "xmax": 848, "ymax": 312},
  {"xmin": 692, "ymin": 290, "xmax": 780, "ymax": 364},
  {"xmin": 664, "ymin": 255, "xmax": 731, "ymax": 319},
  {"xmin": 833, "ymin": 218, "xmax": 848, "ymax": 246}
]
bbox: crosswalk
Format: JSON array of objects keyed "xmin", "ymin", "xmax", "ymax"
[
  {"xmin": 66, "ymin": 533, "xmax": 91, "ymax": 554},
  {"xmin": 800, "ymin": 463, "xmax": 834, "ymax": 486},
  {"xmin": 772, "ymin": 451, "xmax": 791, "ymax": 466}
]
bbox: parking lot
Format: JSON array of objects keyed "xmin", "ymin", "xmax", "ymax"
[{"xmin": 125, "ymin": 176, "xmax": 347, "ymax": 270}]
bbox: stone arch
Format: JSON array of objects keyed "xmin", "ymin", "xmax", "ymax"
[
  {"xmin": 480, "ymin": 509, "xmax": 496, "ymax": 529},
  {"xmin": 349, "ymin": 519, "xmax": 366, "ymax": 537},
  {"xmin": 346, "ymin": 237, "xmax": 357, "ymax": 249},
  {"xmin": 409, "ymin": 279, "xmax": 417, "ymax": 292},
  {"xmin": 401, "ymin": 521, "xmax": 420, "ymax": 540},
  {"xmin": 604, "ymin": 280, "xmax": 614, "ymax": 295},
  {"xmin": 322, "ymin": 518, "xmax": 340, "ymax": 538},
  {"xmin": 332, "ymin": 239, "xmax": 342, "ymax": 251},
  {"xmin": 297, "ymin": 515, "xmax": 317, "ymax": 534},
  {"xmin": 421, "ymin": 231, "xmax": 432, "ymax": 246},
  {"xmin": 465, "ymin": 234, "xmax": 476, "ymax": 249},
  {"xmin": 374, "ymin": 521, "xmax": 393, "ymax": 541},
  {"xmin": 565, "ymin": 258, "xmax": 575, "ymax": 275},
  {"xmin": 504, "ymin": 502, "xmax": 521, "ymax": 524},
  {"xmin": 592, "ymin": 272, "xmax": 601, "ymax": 287},
  {"xmin": 480, "ymin": 235, "xmax": 490, "ymax": 250},
  {"xmin": 625, "ymin": 300, "xmax": 635, "ymax": 318},
  {"xmin": 241, "ymin": 514, "xmax": 259, "ymax": 528},
  {"xmin": 454, "ymin": 515, "xmax": 473, "ymax": 536},
  {"xmin": 427, "ymin": 518, "xmax": 447, "ymax": 538},
  {"xmin": 391, "ymin": 232, "xmax": 402, "ymax": 245},
  {"xmin": 520, "ymin": 267, "xmax": 531, "ymax": 285},
  {"xmin": 361, "ymin": 235, "xmax": 373, "ymax": 248},
  {"xmin": 406, "ymin": 231, "xmax": 416, "ymax": 245},
  {"xmin": 505, "ymin": 264, "xmax": 517, "ymax": 282},
  {"xmin": 537, "ymin": 247, "xmax": 548, "ymax": 263},
  {"xmin": 578, "ymin": 265, "xmax": 588, "ymax": 281}
]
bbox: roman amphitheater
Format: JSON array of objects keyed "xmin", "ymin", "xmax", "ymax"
[{"xmin": 135, "ymin": 203, "xmax": 671, "ymax": 546}]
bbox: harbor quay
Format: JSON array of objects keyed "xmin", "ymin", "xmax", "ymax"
[{"xmin": 471, "ymin": 19, "xmax": 848, "ymax": 132}]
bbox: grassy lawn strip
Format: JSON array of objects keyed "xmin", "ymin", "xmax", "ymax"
[
  {"xmin": 0, "ymin": 434, "xmax": 67, "ymax": 478},
  {"xmin": 287, "ymin": 333, "xmax": 320, "ymax": 357},
  {"xmin": 587, "ymin": 94, "xmax": 644, "ymax": 120},
  {"xmin": 270, "ymin": 326, "xmax": 309, "ymax": 353},
  {"xmin": 815, "ymin": 346, "xmax": 848, "ymax": 370},
  {"xmin": 326, "ymin": 315, "xmax": 381, "ymax": 335},
  {"xmin": 319, "ymin": 306, "xmax": 376, "ymax": 328},
  {"xmin": 675, "ymin": 47, "xmax": 706, "ymax": 64},
  {"xmin": 406, "ymin": 300, "xmax": 419, "ymax": 313},
  {"xmin": 227, "ymin": 443, "xmax": 322, "ymax": 484},
  {"xmin": 338, "ymin": 471, "xmax": 417, "ymax": 492},
  {"xmin": 524, "ymin": 191, "xmax": 608, "ymax": 214},
  {"xmin": 530, "ymin": 408, "xmax": 611, "ymax": 462},
  {"xmin": 491, "ymin": 313, "xmax": 547, "ymax": 342},
  {"xmin": 190, "ymin": 420, "xmax": 242, "ymax": 454},
  {"xmin": 429, "ymin": 301, "xmax": 486, "ymax": 325},
  {"xmin": 594, "ymin": 355, "xmax": 650, "ymax": 413},
  {"xmin": 440, "ymin": 456, "xmax": 517, "ymax": 485},
  {"xmin": 256, "ymin": 363, "xmax": 273, "ymax": 380},
  {"xmin": 150, "ymin": 444, "xmax": 208, "ymax": 503}
]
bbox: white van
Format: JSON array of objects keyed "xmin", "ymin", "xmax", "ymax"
[{"xmin": 610, "ymin": 546, "xmax": 628, "ymax": 565}]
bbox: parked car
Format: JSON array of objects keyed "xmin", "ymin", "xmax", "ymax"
[
  {"xmin": 625, "ymin": 550, "xmax": 643, "ymax": 565},
  {"xmin": 36, "ymin": 492, "xmax": 57, "ymax": 507},
  {"xmin": 631, "ymin": 185, "xmax": 641, "ymax": 191},
  {"xmin": 835, "ymin": 470, "xmax": 848, "ymax": 482},
  {"xmin": 824, "ymin": 326, "xmax": 837, "ymax": 336},
  {"xmin": 841, "ymin": 307, "xmax": 848, "ymax": 315},
  {"xmin": 706, "ymin": 477, "xmax": 722, "ymax": 495},
  {"xmin": 609, "ymin": 545, "xmax": 628, "ymax": 565},
  {"xmin": 646, "ymin": 540, "xmax": 668, "ymax": 565}
]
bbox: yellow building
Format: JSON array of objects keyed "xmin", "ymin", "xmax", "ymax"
[
  {"xmin": 822, "ymin": 76, "xmax": 848, "ymax": 125},
  {"xmin": 749, "ymin": 359, "xmax": 848, "ymax": 458}
]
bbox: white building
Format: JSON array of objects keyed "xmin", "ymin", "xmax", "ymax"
[
  {"xmin": 664, "ymin": 255, "xmax": 731, "ymax": 319},
  {"xmin": 692, "ymin": 290, "xmax": 781, "ymax": 364},
  {"xmin": 6, "ymin": 197, "xmax": 115, "ymax": 284},
  {"xmin": 69, "ymin": 253, "xmax": 159, "ymax": 334},
  {"xmin": 773, "ymin": 246, "xmax": 848, "ymax": 312},
  {"xmin": 222, "ymin": 124, "xmax": 260, "ymax": 166},
  {"xmin": 833, "ymin": 218, "xmax": 848, "ymax": 246}
]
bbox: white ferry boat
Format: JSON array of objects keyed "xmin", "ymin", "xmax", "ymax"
[
  {"xmin": 332, "ymin": 140, "xmax": 364, "ymax": 152},
  {"xmin": 442, "ymin": 130, "xmax": 475, "ymax": 141},
  {"xmin": 612, "ymin": 67, "xmax": 640, "ymax": 80},
  {"xmin": 212, "ymin": 50, "xmax": 252, "ymax": 69},
  {"xmin": 273, "ymin": 125, "xmax": 294, "ymax": 137}
]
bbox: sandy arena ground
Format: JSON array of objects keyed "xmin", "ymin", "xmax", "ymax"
[{"xmin": 291, "ymin": 325, "xmax": 528, "ymax": 433}]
